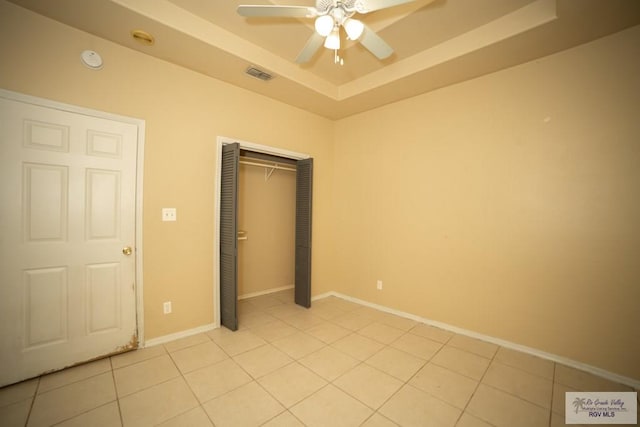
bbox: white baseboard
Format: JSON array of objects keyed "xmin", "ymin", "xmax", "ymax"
[
  {"xmin": 140, "ymin": 290, "xmax": 638, "ymax": 389},
  {"xmin": 145, "ymin": 285, "xmax": 293, "ymax": 347},
  {"xmin": 143, "ymin": 323, "xmax": 217, "ymax": 348},
  {"xmin": 318, "ymin": 291, "xmax": 640, "ymax": 390},
  {"xmin": 311, "ymin": 291, "xmax": 334, "ymax": 301},
  {"xmin": 239, "ymin": 285, "xmax": 294, "ymax": 300}
]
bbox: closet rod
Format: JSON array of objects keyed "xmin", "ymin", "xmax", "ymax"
[{"xmin": 239, "ymin": 159, "xmax": 296, "ymax": 172}]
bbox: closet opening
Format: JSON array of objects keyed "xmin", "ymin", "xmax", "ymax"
[
  {"xmin": 238, "ymin": 150, "xmax": 296, "ymax": 301},
  {"xmin": 216, "ymin": 138, "xmax": 313, "ymax": 331}
]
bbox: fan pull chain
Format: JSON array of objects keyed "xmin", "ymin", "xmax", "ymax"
[{"xmin": 334, "ymin": 49, "xmax": 344, "ymax": 65}]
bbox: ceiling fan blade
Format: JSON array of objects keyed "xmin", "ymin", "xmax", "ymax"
[
  {"xmin": 356, "ymin": 0, "xmax": 416, "ymax": 13},
  {"xmin": 296, "ymin": 32, "xmax": 324, "ymax": 63},
  {"xmin": 359, "ymin": 24, "xmax": 393, "ymax": 59},
  {"xmin": 237, "ymin": 5, "xmax": 317, "ymax": 18}
]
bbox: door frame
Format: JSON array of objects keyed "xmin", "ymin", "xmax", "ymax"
[
  {"xmin": 214, "ymin": 136, "xmax": 309, "ymax": 327},
  {"xmin": 0, "ymin": 88, "xmax": 147, "ymax": 345}
]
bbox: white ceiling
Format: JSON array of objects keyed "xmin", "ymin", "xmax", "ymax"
[{"xmin": 8, "ymin": 0, "xmax": 640, "ymax": 119}]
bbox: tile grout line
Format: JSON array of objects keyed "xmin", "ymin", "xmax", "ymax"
[
  {"xmin": 23, "ymin": 363, "xmax": 124, "ymax": 427},
  {"xmin": 362, "ymin": 316, "xmax": 563, "ymax": 421},
  {"xmin": 247, "ymin": 302, "xmax": 369, "ymax": 425},
  {"xmin": 23, "ymin": 291, "xmax": 632, "ymax": 426},
  {"xmin": 124, "ymin": 342, "xmax": 213, "ymax": 425},
  {"xmin": 453, "ymin": 343, "xmax": 500, "ymax": 427},
  {"xmin": 250, "ymin": 361, "xmax": 296, "ymax": 426},
  {"xmin": 337, "ymin": 326, "xmax": 442, "ymax": 425},
  {"xmin": 177, "ymin": 360, "xmax": 211, "ymax": 427},
  {"xmin": 23, "ymin": 376, "xmax": 40, "ymax": 427},
  {"xmin": 476, "ymin": 343, "xmax": 558, "ymax": 414},
  {"xmin": 365, "ymin": 334, "xmax": 430, "ymax": 424},
  {"xmin": 244, "ymin": 300, "xmax": 331, "ymax": 425},
  {"xmin": 548, "ymin": 361, "xmax": 557, "ymax": 427},
  {"xmin": 491, "ymin": 357, "xmax": 556, "ymax": 382},
  {"xmin": 109, "ymin": 357, "xmax": 125, "ymax": 427},
  {"xmin": 329, "ymin": 292, "xmax": 640, "ymax": 391},
  {"xmin": 373, "ymin": 326, "xmax": 479, "ymax": 424},
  {"xmin": 12, "ymin": 294, "xmax": 555, "ymax": 424},
  {"xmin": 430, "ymin": 335, "xmax": 488, "ymax": 426},
  {"xmin": 112, "ymin": 349, "xmax": 190, "ymax": 407},
  {"xmin": 30, "ymin": 363, "xmax": 113, "ymax": 396},
  {"xmin": 110, "ymin": 346, "xmax": 169, "ymax": 371}
]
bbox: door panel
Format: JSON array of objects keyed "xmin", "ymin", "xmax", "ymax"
[
  {"xmin": 86, "ymin": 169, "xmax": 120, "ymax": 239},
  {"xmin": 295, "ymin": 158, "xmax": 313, "ymax": 308},
  {"xmin": 24, "ymin": 267, "xmax": 68, "ymax": 348},
  {"xmin": 23, "ymin": 163, "xmax": 68, "ymax": 241},
  {"xmin": 0, "ymin": 96, "xmax": 139, "ymax": 386},
  {"xmin": 86, "ymin": 262, "xmax": 121, "ymax": 334},
  {"xmin": 220, "ymin": 143, "xmax": 239, "ymax": 331}
]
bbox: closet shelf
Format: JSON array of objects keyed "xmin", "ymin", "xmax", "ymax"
[{"xmin": 239, "ymin": 157, "xmax": 296, "ymax": 182}]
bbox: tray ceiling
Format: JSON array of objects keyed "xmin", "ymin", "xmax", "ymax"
[{"xmin": 8, "ymin": 0, "xmax": 640, "ymax": 119}]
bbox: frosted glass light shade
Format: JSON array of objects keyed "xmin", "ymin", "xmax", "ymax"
[
  {"xmin": 324, "ymin": 29, "xmax": 340, "ymax": 49},
  {"xmin": 315, "ymin": 15, "xmax": 334, "ymax": 36},
  {"xmin": 344, "ymin": 18, "xmax": 364, "ymax": 40}
]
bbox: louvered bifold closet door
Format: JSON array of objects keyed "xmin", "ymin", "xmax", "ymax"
[
  {"xmin": 220, "ymin": 143, "xmax": 239, "ymax": 330},
  {"xmin": 295, "ymin": 158, "xmax": 313, "ymax": 308}
]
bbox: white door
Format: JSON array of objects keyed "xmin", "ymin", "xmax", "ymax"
[{"xmin": 0, "ymin": 95, "xmax": 139, "ymax": 387}]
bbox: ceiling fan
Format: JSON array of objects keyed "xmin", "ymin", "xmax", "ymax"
[{"xmin": 237, "ymin": 0, "xmax": 417, "ymax": 64}]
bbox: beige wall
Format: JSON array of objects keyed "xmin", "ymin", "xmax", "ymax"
[
  {"xmin": 333, "ymin": 25, "xmax": 640, "ymax": 380},
  {"xmin": 0, "ymin": 1, "xmax": 334, "ymax": 339},
  {"xmin": 2, "ymin": 0, "xmax": 638, "ymax": 382},
  {"xmin": 238, "ymin": 163, "xmax": 296, "ymax": 297}
]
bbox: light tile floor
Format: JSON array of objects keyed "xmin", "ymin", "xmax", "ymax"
[{"xmin": 1, "ymin": 289, "xmax": 637, "ymax": 426}]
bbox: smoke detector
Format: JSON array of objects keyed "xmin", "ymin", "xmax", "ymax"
[{"xmin": 80, "ymin": 50, "xmax": 103, "ymax": 70}]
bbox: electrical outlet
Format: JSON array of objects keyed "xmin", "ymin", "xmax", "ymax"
[
  {"xmin": 163, "ymin": 301, "xmax": 172, "ymax": 314},
  {"xmin": 162, "ymin": 208, "xmax": 177, "ymax": 222},
  {"xmin": 376, "ymin": 280, "xmax": 383, "ymax": 290}
]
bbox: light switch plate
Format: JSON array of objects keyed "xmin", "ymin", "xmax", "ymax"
[{"xmin": 162, "ymin": 208, "xmax": 177, "ymax": 222}]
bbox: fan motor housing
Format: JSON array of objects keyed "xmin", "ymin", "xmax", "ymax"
[{"xmin": 317, "ymin": 0, "xmax": 357, "ymax": 13}]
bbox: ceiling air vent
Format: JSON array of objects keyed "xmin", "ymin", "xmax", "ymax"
[{"xmin": 245, "ymin": 66, "xmax": 274, "ymax": 81}]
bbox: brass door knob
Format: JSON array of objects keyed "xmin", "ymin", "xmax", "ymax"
[{"xmin": 122, "ymin": 246, "xmax": 133, "ymax": 256}]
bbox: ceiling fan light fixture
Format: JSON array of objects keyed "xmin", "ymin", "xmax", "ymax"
[
  {"xmin": 344, "ymin": 18, "xmax": 364, "ymax": 40},
  {"xmin": 236, "ymin": 0, "xmax": 400, "ymax": 64},
  {"xmin": 314, "ymin": 15, "xmax": 334, "ymax": 36},
  {"xmin": 324, "ymin": 28, "xmax": 340, "ymax": 50}
]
